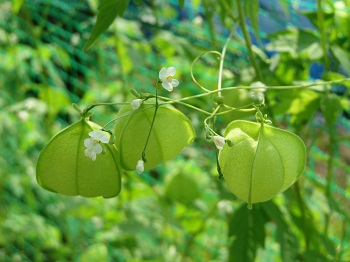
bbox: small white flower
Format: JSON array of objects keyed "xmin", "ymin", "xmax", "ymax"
[
  {"xmin": 136, "ymin": 159, "xmax": 144, "ymax": 174},
  {"xmin": 250, "ymin": 81, "xmax": 266, "ymax": 88},
  {"xmin": 217, "ymin": 200, "xmax": 233, "ymax": 214},
  {"xmin": 130, "ymin": 99, "xmax": 143, "ymax": 110},
  {"xmin": 249, "ymin": 81, "xmax": 266, "ymax": 102},
  {"xmin": 213, "ymin": 135, "xmax": 226, "ymax": 150},
  {"xmin": 159, "ymin": 67, "xmax": 179, "ymax": 92},
  {"xmin": 84, "ymin": 130, "xmax": 109, "ymax": 161}
]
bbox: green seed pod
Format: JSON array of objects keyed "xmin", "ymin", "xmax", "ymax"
[
  {"xmin": 219, "ymin": 120, "xmax": 306, "ymax": 207},
  {"xmin": 114, "ymin": 103, "xmax": 195, "ymax": 171},
  {"xmin": 165, "ymin": 173, "xmax": 200, "ymax": 204},
  {"xmin": 36, "ymin": 119, "xmax": 122, "ymax": 198}
]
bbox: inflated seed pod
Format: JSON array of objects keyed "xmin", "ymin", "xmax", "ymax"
[
  {"xmin": 36, "ymin": 119, "xmax": 122, "ymax": 198},
  {"xmin": 114, "ymin": 103, "xmax": 195, "ymax": 171},
  {"xmin": 219, "ymin": 120, "xmax": 306, "ymax": 207}
]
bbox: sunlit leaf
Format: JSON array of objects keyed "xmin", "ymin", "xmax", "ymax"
[
  {"xmin": 331, "ymin": 45, "xmax": 350, "ymax": 76},
  {"xmin": 84, "ymin": 0, "xmax": 130, "ymax": 51}
]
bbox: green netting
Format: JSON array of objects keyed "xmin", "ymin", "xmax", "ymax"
[{"xmin": 1, "ymin": 0, "xmax": 350, "ymax": 260}]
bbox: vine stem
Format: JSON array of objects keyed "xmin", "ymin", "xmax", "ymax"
[
  {"xmin": 204, "ymin": 105, "xmax": 222, "ymax": 136},
  {"xmin": 83, "ymin": 102, "xmax": 129, "ymax": 115},
  {"xmin": 324, "ymin": 124, "xmax": 337, "ymax": 235},
  {"xmin": 317, "ymin": 0, "xmax": 329, "ymax": 72},
  {"xmin": 235, "ymin": 0, "xmax": 263, "ymax": 82},
  {"xmin": 191, "ymin": 51, "xmax": 222, "ymax": 93},
  {"xmin": 141, "ymin": 87, "xmax": 159, "ymax": 162},
  {"xmin": 217, "ymin": 32, "xmax": 233, "ymax": 96},
  {"xmin": 86, "ymin": 78, "xmax": 350, "ymax": 128}
]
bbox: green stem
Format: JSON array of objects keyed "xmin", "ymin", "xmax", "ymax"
[
  {"xmin": 83, "ymin": 102, "xmax": 129, "ymax": 115},
  {"xmin": 218, "ymin": 32, "xmax": 233, "ymax": 96},
  {"xmin": 183, "ymin": 201, "xmax": 219, "ymax": 258},
  {"xmin": 317, "ymin": 0, "xmax": 329, "ymax": 72},
  {"xmin": 95, "ymin": 78, "xmax": 350, "ymax": 128},
  {"xmin": 191, "ymin": 51, "xmax": 222, "ymax": 93},
  {"xmin": 204, "ymin": 105, "xmax": 222, "ymax": 135},
  {"xmin": 324, "ymin": 125, "xmax": 336, "ymax": 235},
  {"xmin": 141, "ymin": 87, "xmax": 159, "ymax": 162},
  {"xmin": 166, "ymin": 78, "xmax": 350, "ymax": 104},
  {"xmin": 158, "ymin": 96, "xmax": 211, "ymax": 115},
  {"xmin": 203, "ymin": 0, "xmax": 217, "ymax": 50},
  {"xmin": 294, "ymin": 181, "xmax": 310, "ymax": 250},
  {"xmin": 235, "ymin": 0, "xmax": 263, "ymax": 81},
  {"xmin": 335, "ymin": 219, "xmax": 348, "ymax": 261},
  {"xmin": 102, "ymin": 104, "xmax": 156, "ymax": 129}
]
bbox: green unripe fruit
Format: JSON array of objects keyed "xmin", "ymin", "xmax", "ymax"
[
  {"xmin": 165, "ymin": 173, "xmax": 200, "ymax": 204},
  {"xmin": 36, "ymin": 119, "xmax": 122, "ymax": 198},
  {"xmin": 219, "ymin": 120, "xmax": 306, "ymax": 207},
  {"xmin": 114, "ymin": 103, "xmax": 195, "ymax": 171}
]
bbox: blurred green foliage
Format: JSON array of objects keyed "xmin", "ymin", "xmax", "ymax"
[{"xmin": 0, "ymin": 0, "xmax": 350, "ymax": 261}]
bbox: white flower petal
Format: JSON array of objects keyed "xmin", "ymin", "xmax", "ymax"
[
  {"xmin": 166, "ymin": 67, "xmax": 176, "ymax": 76},
  {"xmin": 213, "ymin": 135, "xmax": 226, "ymax": 150},
  {"xmin": 136, "ymin": 159, "xmax": 144, "ymax": 174},
  {"xmin": 88, "ymin": 130, "xmax": 100, "ymax": 139},
  {"xmin": 91, "ymin": 152, "xmax": 97, "ymax": 161},
  {"xmin": 131, "ymin": 99, "xmax": 142, "ymax": 110},
  {"xmin": 93, "ymin": 143, "xmax": 103, "ymax": 154},
  {"xmin": 171, "ymin": 79, "xmax": 179, "ymax": 87},
  {"xmin": 159, "ymin": 67, "xmax": 167, "ymax": 80},
  {"xmin": 99, "ymin": 134, "xmax": 109, "ymax": 144},
  {"xmin": 162, "ymin": 81, "xmax": 174, "ymax": 92},
  {"xmin": 84, "ymin": 138, "xmax": 93, "ymax": 149},
  {"xmin": 89, "ymin": 130, "xmax": 109, "ymax": 143},
  {"xmin": 85, "ymin": 149, "xmax": 92, "ymax": 158}
]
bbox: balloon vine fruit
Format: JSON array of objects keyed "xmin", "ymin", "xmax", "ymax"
[
  {"xmin": 114, "ymin": 103, "xmax": 195, "ymax": 171},
  {"xmin": 219, "ymin": 120, "xmax": 306, "ymax": 207},
  {"xmin": 36, "ymin": 119, "xmax": 122, "ymax": 198}
]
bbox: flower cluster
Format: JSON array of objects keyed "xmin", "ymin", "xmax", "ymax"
[{"xmin": 84, "ymin": 130, "xmax": 109, "ymax": 161}]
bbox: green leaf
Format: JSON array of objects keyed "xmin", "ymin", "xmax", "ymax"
[
  {"xmin": 301, "ymin": 250, "xmax": 331, "ymax": 262},
  {"xmin": 11, "ymin": 0, "xmax": 24, "ymax": 14},
  {"xmin": 38, "ymin": 86, "xmax": 71, "ymax": 117},
  {"xmin": 321, "ymin": 94, "xmax": 342, "ymax": 126},
  {"xmin": 331, "ymin": 45, "xmax": 350, "ymax": 76},
  {"xmin": 36, "ymin": 119, "xmax": 122, "ymax": 198},
  {"xmin": 219, "ymin": 120, "xmax": 306, "ymax": 207},
  {"xmin": 279, "ymin": 0, "xmax": 290, "ymax": 18},
  {"xmin": 84, "ymin": 0, "xmax": 130, "ymax": 51},
  {"xmin": 228, "ymin": 204, "xmax": 268, "ymax": 262},
  {"xmin": 114, "ymin": 103, "xmax": 195, "ymax": 171},
  {"xmin": 287, "ymin": 89, "xmax": 321, "ymax": 127},
  {"xmin": 178, "ymin": 0, "xmax": 185, "ymax": 8},
  {"xmin": 262, "ymin": 202, "xmax": 299, "ymax": 261},
  {"xmin": 244, "ymin": 0, "xmax": 260, "ymax": 44},
  {"xmin": 79, "ymin": 244, "xmax": 109, "ymax": 262}
]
